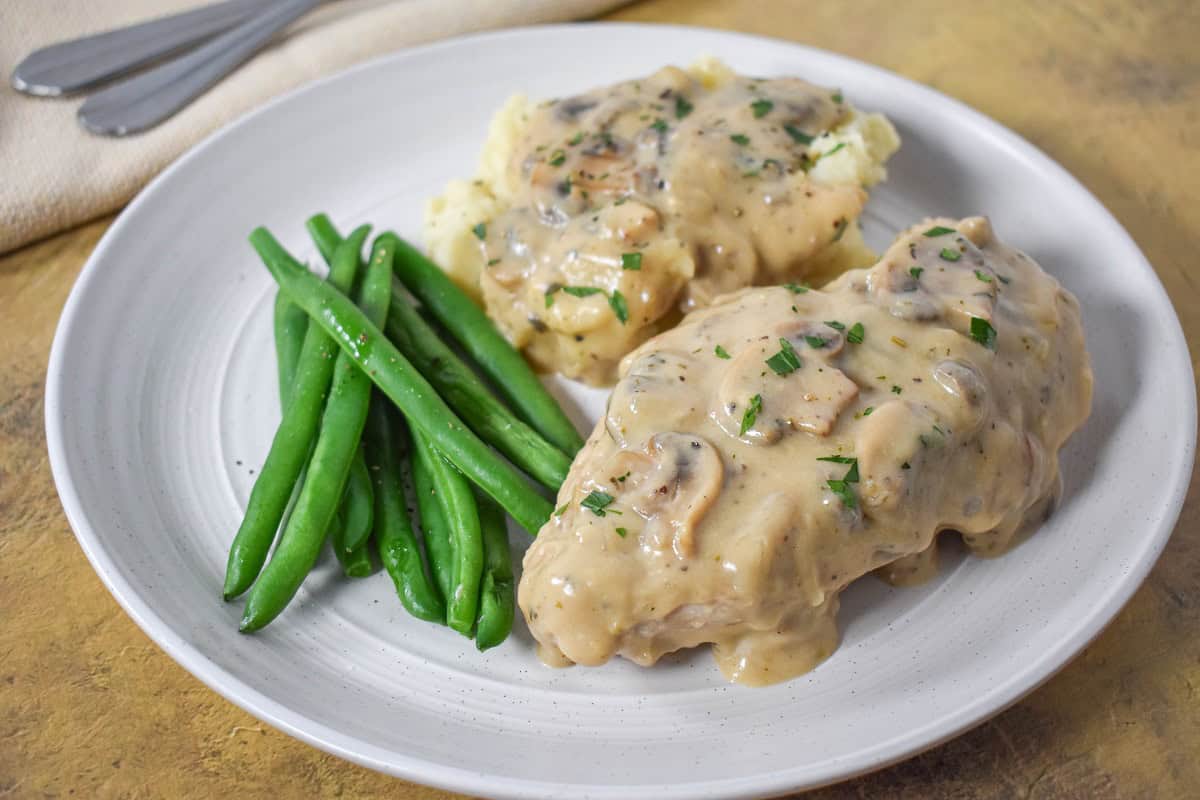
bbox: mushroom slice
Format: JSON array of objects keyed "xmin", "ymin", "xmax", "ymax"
[
  {"xmin": 932, "ymin": 358, "xmax": 989, "ymax": 432},
  {"xmin": 853, "ymin": 401, "xmax": 923, "ymax": 513},
  {"xmin": 713, "ymin": 320, "xmax": 858, "ymax": 443},
  {"xmin": 866, "ymin": 218, "xmax": 998, "ymax": 334},
  {"xmin": 599, "ymin": 432, "xmax": 724, "ymax": 558},
  {"xmin": 606, "ymin": 349, "xmax": 699, "ymax": 447}
]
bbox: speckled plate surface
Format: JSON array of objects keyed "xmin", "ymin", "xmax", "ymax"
[{"xmin": 45, "ymin": 23, "xmax": 1195, "ymax": 799}]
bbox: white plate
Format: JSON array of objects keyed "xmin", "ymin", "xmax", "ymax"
[{"xmin": 46, "ymin": 23, "xmax": 1195, "ymax": 799}]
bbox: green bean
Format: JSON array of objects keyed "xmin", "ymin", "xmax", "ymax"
[
  {"xmin": 410, "ymin": 426, "xmax": 482, "ymax": 637},
  {"xmin": 306, "ymin": 213, "xmax": 341, "ymax": 266},
  {"xmin": 330, "ymin": 513, "xmax": 373, "ymax": 578},
  {"xmin": 271, "ymin": 290, "xmax": 310, "ymax": 557},
  {"xmin": 338, "ymin": 236, "xmax": 394, "ymax": 552},
  {"xmin": 222, "ymin": 225, "xmax": 371, "ymax": 601},
  {"xmin": 384, "ymin": 279, "xmax": 571, "ymax": 490},
  {"xmin": 250, "ymin": 228, "xmax": 553, "ymax": 535},
  {"xmin": 330, "ymin": 454, "xmax": 374, "ymax": 576},
  {"xmin": 239, "ymin": 234, "xmax": 394, "ymax": 631},
  {"xmin": 369, "ymin": 401, "xmax": 446, "ymax": 622},
  {"xmin": 473, "ymin": 493, "xmax": 514, "ymax": 651},
  {"xmin": 409, "ymin": 426, "xmax": 453, "ymax": 608},
  {"xmin": 389, "ymin": 237, "xmax": 584, "ymax": 456},
  {"xmin": 305, "ymin": 217, "xmax": 386, "ymax": 555},
  {"xmin": 273, "ymin": 291, "xmax": 308, "ymax": 409}
]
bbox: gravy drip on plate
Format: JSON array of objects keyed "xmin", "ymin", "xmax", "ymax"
[
  {"xmin": 478, "ymin": 67, "xmax": 867, "ymax": 385},
  {"xmin": 519, "ymin": 217, "xmax": 1093, "ymax": 686}
]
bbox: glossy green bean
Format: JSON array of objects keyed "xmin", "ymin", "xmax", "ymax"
[
  {"xmin": 250, "ymin": 227, "xmax": 553, "ymax": 535},
  {"xmin": 337, "ymin": 236, "xmax": 394, "ymax": 552},
  {"xmin": 473, "ymin": 493, "xmax": 514, "ymax": 651},
  {"xmin": 239, "ymin": 234, "xmax": 392, "ymax": 631},
  {"xmin": 410, "ymin": 424, "xmax": 453, "ymax": 609},
  {"xmin": 384, "ymin": 280, "xmax": 571, "ymax": 490},
  {"xmin": 389, "ymin": 237, "xmax": 584, "ymax": 456},
  {"xmin": 330, "ymin": 454, "xmax": 374, "ymax": 577},
  {"xmin": 305, "ymin": 216, "xmax": 384, "ymax": 556},
  {"xmin": 272, "ymin": 290, "xmax": 308, "ymax": 409},
  {"xmin": 410, "ymin": 426, "xmax": 482, "ymax": 637},
  {"xmin": 369, "ymin": 400, "xmax": 445, "ymax": 623},
  {"xmin": 305, "ymin": 213, "xmax": 341, "ymax": 266},
  {"xmin": 222, "ymin": 225, "xmax": 371, "ymax": 601}
]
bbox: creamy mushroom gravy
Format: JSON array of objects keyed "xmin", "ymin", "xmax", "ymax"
[
  {"xmin": 474, "ymin": 65, "xmax": 897, "ymax": 385},
  {"xmin": 519, "ymin": 217, "xmax": 1093, "ymax": 686}
]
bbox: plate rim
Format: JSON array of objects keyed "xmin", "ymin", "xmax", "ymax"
[{"xmin": 44, "ymin": 21, "xmax": 1197, "ymax": 799}]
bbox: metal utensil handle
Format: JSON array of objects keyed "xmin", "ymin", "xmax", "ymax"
[
  {"xmin": 78, "ymin": 0, "xmax": 324, "ymax": 137},
  {"xmin": 11, "ymin": 0, "xmax": 279, "ymax": 96}
]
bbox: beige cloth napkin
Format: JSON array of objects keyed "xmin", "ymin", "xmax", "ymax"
[{"xmin": 0, "ymin": 0, "xmax": 627, "ymax": 254}]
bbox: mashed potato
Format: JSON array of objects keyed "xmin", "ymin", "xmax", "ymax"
[{"xmin": 425, "ymin": 59, "xmax": 899, "ymax": 383}]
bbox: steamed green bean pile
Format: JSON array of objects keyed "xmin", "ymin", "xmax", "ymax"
[{"xmin": 224, "ymin": 214, "xmax": 581, "ymax": 651}]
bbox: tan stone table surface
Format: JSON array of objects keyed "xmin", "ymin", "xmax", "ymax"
[{"xmin": 2, "ymin": 1, "xmax": 1197, "ymax": 797}]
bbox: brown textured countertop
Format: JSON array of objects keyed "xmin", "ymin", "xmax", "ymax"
[{"xmin": 2, "ymin": 1, "xmax": 1197, "ymax": 797}]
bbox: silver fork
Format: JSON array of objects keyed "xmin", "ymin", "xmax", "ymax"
[
  {"xmin": 11, "ymin": 0, "xmax": 280, "ymax": 96},
  {"xmin": 13, "ymin": 0, "xmax": 326, "ymax": 137}
]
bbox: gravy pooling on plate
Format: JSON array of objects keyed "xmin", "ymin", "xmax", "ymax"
[
  {"xmin": 518, "ymin": 217, "xmax": 1093, "ymax": 686},
  {"xmin": 426, "ymin": 60, "xmax": 899, "ymax": 384}
]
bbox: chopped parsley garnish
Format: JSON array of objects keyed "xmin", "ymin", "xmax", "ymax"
[
  {"xmin": 730, "ymin": 133, "xmax": 751, "ymax": 146},
  {"xmin": 675, "ymin": 96, "xmax": 694, "ymax": 119},
  {"xmin": 831, "ymin": 90, "xmax": 844, "ymax": 104},
  {"xmin": 651, "ymin": 118, "xmax": 669, "ymax": 134},
  {"xmin": 784, "ymin": 282, "xmax": 809, "ymax": 293},
  {"xmin": 581, "ymin": 490, "xmax": 616, "ymax": 517},
  {"xmin": 818, "ymin": 455, "xmax": 861, "ymax": 486},
  {"xmin": 827, "ymin": 479, "xmax": 857, "ymax": 509},
  {"xmin": 823, "ymin": 142, "xmax": 847, "ymax": 158},
  {"xmin": 974, "ymin": 269, "xmax": 993, "ymax": 283},
  {"xmin": 832, "ymin": 218, "xmax": 848, "ymax": 242},
  {"xmin": 939, "ymin": 247, "xmax": 962, "ymax": 262},
  {"xmin": 608, "ymin": 290, "xmax": 629, "ymax": 324},
  {"xmin": 487, "ymin": 258, "xmax": 501, "ymax": 266},
  {"xmin": 892, "ymin": 385, "xmax": 903, "ymax": 394},
  {"xmin": 548, "ymin": 149, "xmax": 566, "ymax": 166},
  {"xmin": 715, "ymin": 344, "xmax": 731, "ymax": 359},
  {"xmin": 804, "ymin": 335, "xmax": 827, "ymax": 349},
  {"xmin": 923, "ymin": 225, "xmax": 956, "ymax": 237},
  {"xmin": 857, "ymin": 406, "xmax": 875, "ymax": 418},
  {"xmin": 557, "ymin": 176, "xmax": 572, "ymax": 195},
  {"xmin": 561, "ymin": 286, "xmax": 604, "ymax": 298},
  {"xmin": 846, "ymin": 322, "xmax": 865, "ymax": 344},
  {"xmin": 766, "ymin": 338, "xmax": 802, "ymax": 376},
  {"xmin": 739, "ymin": 393, "xmax": 763, "ymax": 436},
  {"xmin": 621, "ymin": 252, "xmax": 642, "ymax": 271},
  {"xmin": 910, "ymin": 266, "xmax": 924, "ymax": 280},
  {"xmin": 554, "ymin": 503, "xmax": 569, "ymax": 516},
  {"xmin": 471, "ymin": 222, "xmax": 487, "ymax": 240},
  {"xmin": 784, "ymin": 124, "xmax": 814, "ymax": 145},
  {"xmin": 750, "ymin": 98, "xmax": 774, "ymax": 118},
  {"xmin": 615, "ymin": 526, "xmax": 628, "ymax": 538},
  {"xmin": 548, "ymin": 285, "xmax": 627, "ymax": 323},
  {"xmin": 567, "ymin": 131, "xmax": 584, "ymax": 146},
  {"xmin": 969, "ymin": 316, "xmax": 997, "ymax": 350},
  {"xmin": 825, "ymin": 320, "xmax": 845, "ymax": 331}
]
